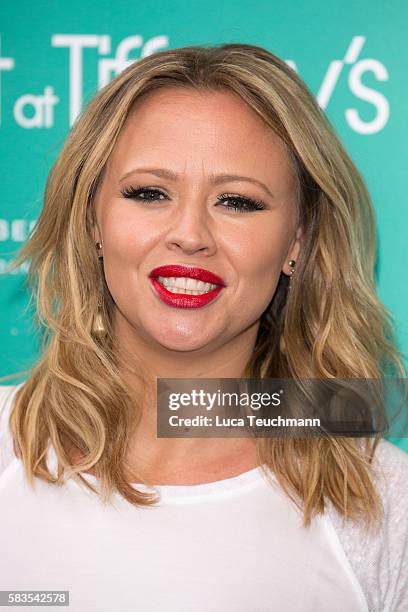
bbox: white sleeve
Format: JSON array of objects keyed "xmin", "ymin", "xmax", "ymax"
[
  {"xmin": 326, "ymin": 439, "xmax": 408, "ymax": 612},
  {"xmin": 0, "ymin": 384, "xmax": 23, "ymax": 477}
]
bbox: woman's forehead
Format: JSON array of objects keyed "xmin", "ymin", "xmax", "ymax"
[{"xmin": 106, "ymin": 88, "xmax": 296, "ymax": 191}]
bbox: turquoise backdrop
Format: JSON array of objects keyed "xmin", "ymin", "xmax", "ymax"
[{"xmin": 0, "ymin": 1, "xmax": 407, "ymax": 451}]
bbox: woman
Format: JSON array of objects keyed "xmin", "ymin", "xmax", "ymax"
[{"xmin": 0, "ymin": 43, "xmax": 407, "ymax": 611}]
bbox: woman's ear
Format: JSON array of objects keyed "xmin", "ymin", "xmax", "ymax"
[
  {"xmin": 282, "ymin": 225, "xmax": 303, "ymax": 276},
  {"xmin": 88, "ymin": 180, "xmax": 104, "ymax": 244},
  {"xmin": 92, "ymin": 224, "xmax": 101, "ymax": 245},
  {"xmin": 89, "ymin": 203, "xmax": 103, "ymax": 246},
  {"xmin": 87, "ymin": 201, "xmax": 100, "ymax": 244}
]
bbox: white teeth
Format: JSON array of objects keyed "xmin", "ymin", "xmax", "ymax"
[
  {"xmin": 156, "ymin": 276, "xmax": 217, "ymax": 294},
  {"xmin": 186, "ymin": 277, "xmax": 205, "ymax": 291}
]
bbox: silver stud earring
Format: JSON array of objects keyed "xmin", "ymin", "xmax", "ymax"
[
  {"xmin": 288, "ymin": 260, "xmax": 296, "ymax": 290},
  {"xmin": 95, "ymin": 242, "xmax": 103, "ymax": 258}
]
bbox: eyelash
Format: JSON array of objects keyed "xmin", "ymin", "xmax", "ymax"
[{"xmin": 120, "ymin": 185, "xmax": 266, "ymax": 213}]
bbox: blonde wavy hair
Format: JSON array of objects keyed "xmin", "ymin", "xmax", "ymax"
[{"xmin": 2, "ymin": 43, "xmax": 405, "ymax": 530}]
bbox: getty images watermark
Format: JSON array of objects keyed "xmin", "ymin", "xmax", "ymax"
[{"xmin": 156, "ymin": 378, "xmax": 408, "ymax": 438}]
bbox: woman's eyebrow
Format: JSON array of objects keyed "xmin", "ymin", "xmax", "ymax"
[{"xmin": 119, "ymin": 167, "xmax": 275, "ymax": 199}]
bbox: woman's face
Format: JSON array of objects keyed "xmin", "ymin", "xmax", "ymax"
[{"xmin": 93, "ymin": 87, "xmax": 302, "ymax": 353}]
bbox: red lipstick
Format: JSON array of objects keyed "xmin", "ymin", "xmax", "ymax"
[{"xmin": 148, "ymin": 265, "xmax": 226, "ymax": 309}]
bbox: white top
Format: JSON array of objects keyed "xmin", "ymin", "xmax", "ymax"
[{"xmin": 1, "ymin": 383, "xmax": 407, "ymax": 612}]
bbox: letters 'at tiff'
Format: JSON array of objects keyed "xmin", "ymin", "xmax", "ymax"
[{"xmin": 0, "ymin": 34, "xmax": 389, "ymax": 134}]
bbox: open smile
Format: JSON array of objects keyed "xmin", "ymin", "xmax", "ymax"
[{"xmin": 148, "ymin": 264, "xmax": 226, "ymax": 309}]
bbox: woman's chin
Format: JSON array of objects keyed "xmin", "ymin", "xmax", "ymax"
[
  {"xmin": 148, "ymin": 325, "xmax": 215, "ymax": 354},
  {"xmin": 155, "ymin": 335, "xmax": 213, "ymax": 353}
]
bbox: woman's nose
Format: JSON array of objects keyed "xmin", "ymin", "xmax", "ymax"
[{"xmin": 163, "ymin": 199, "xmax": 217, "ymax": 256}]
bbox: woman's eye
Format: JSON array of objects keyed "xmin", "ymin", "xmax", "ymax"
[
  {"xmin": 120, "ymin": 186, "xmax": 266, "ymax": 213},
  {"xmin": 217, "ymin": 193, "xmax": 266, "ymax": 213},
  {"xmin": 120, "ymin": 186, "xmax": 168, "ymax": 201}
]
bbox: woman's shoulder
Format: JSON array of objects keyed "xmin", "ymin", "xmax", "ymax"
[
  {"xmin": 334, "ymin": 438, "xmax": 408, "ymax": 522},
  {"xmin": 0, "ymin": 383, "xmax": 25, "ymax": 476},
  {"xmin": 326, "ymin": 439, "xmax": 408, "ymax": 611},
  {"xmin": 372, "ymin": 437, "xmax": 408, "ymax": 468},
  {"xmin": 326, "ymin": 438, "xmax": 408, "ymax": 527},
  {"xmin": 0, "ymin": 383, "xmax": 23, "ymax": 404},
  {"xmin": 370, "ymin": 438, "xmax": 408, "ymax": 506},
  {"xmin": 0, "ymin": 383, "xmax": 24, "ymax": 420}
]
